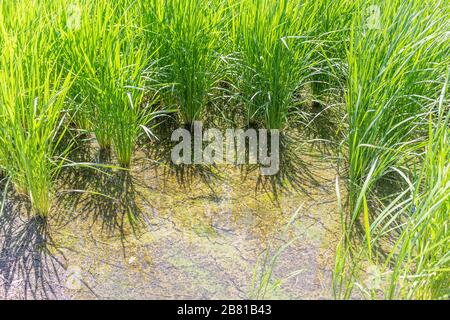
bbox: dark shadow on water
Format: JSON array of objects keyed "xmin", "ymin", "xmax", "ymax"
[
  {"xmin": 144, "ymin": 120, "xmax": 328, "ymax": 203},
  {"xmin": 297, "ymin": 99, "xmax": 345, "ymax": 157},
  {"xmin": 52, "ymin": 133, "xmax": 153, "ymax": 241},
  {"xmin": 253, "ymin": 132, "xmax": 324, "ymax": 205},
  {"xmin": 0, "ymin": 188, "xmax": 66, "ymax": 299},
  {"xmin": 0, "ymin": 138, "xmax": 153, "ymax": 298},
  {"xmin": 141, "ymin": 115, "xmax": 223, "ymax": 192},
  {"xmin": 55, "ymin": 166, "xmax": 151, "ymax": 242}
]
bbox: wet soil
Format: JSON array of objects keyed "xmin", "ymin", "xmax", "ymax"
[{"xmin": 0, "ymin": 149, "xmax": 342, "ymax": 300}]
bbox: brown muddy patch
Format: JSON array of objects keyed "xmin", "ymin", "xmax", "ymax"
[{"xmin": 0, "ymin": 149, "xmax": 342, "ymax": 299}]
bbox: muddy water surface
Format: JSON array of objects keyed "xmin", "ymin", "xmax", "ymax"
[{"xmin": 0, "ymin": 153, "xmax": 341, "ymax": 299}]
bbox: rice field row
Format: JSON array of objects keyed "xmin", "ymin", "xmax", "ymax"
[{"xmin": 0, "ymin": 0, "xmax": 448, "ymax": 299}]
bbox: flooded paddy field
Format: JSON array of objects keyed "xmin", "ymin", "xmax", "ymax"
[
  {"xmin": 1, "ymin": 0, "xmax": 448, "ymax": 301},
  {"xmin": 0, "ymin": 149, "xmax": 341, "ymax": 300}
]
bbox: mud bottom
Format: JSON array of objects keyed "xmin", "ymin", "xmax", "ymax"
[{"xmin": 0, "ymin": 149, "xmax": 342, "ymax": 299}]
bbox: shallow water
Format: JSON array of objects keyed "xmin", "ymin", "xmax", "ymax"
[{"xmin": 0, "ymin": 151, "xmax": 342, "ymax": 300}]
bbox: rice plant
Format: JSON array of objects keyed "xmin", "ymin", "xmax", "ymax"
[
  {"xmin": 0, "ymin": 0, "xmax": 448, "ymax": 300},
  {"xmin": 230, "ymin": 0, "xmax": 324, "ymax": 130},
  {"xmin": 334, "ymin": 74, "xmax": 449, "ymax": 299},
  {"xmin": 58, "ymin": 0, "xmax": 121, "ymax": 149},
  {"xmin": 346, "ymin": 0, "xmax": 449, "ymax": 211},
  {"xmin": 307, "ymin": 0, "xmax": 358, "ymax": 108},
  {"xmin": 0, "ymin": 1, "xmax": 72, "ymax": 216},
  {"xmin": 149, "ymin": 0, "xmax": 227, "ymax": 127},
  {"xmin": 103, "ymin": 36, "xmax": 158, "ymax": 168},
  {"xmin": 58, "ymin": 0, "xmax": 159, "ymax": 166},
  {"xmin": 333, "ymin": 0, "xmax": 450, "ymax": 300}
]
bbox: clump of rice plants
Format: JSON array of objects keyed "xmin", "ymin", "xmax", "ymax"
[
  {"xmin": 102, "ymin": 36, "xmax": 158, "ymax": 168},
  {"xmin": 346, "ymin": 0, "xmax": 449, "ymax": 211},
  {"xmin": 0, "ymin": 0, "xmax": 448, "ymax": 300},
  {"xmin": 227, "ymin": 0, "xmax": 336, "ymax": 190},
  {"xmin": 334, "ymin": 74, "xmax": 449, "ymax": 299},
  {"xmin": 230, "ymin": 0, "xmax": 323, "ymax": 130},
  {"xmin": 149, "ymin": 0, "xmax": 227, "ymax": 127},
  {"xmin": 58, "ymin": 0, "xmax": 120, "ymax": 149},
  {"xmin": 333, "ymin": 0, "xmax": 450, "ymax": 300},
  {"xmin": 0, "ymin": 1, "xmax": 72, "ymax": 216},
  {"xmin": 59, "ymin": 0, "xmax": 159, "ymax": 167},
  {"xmin": 308, "ymin": 0, "xmax": 358, "ymax": 102}
]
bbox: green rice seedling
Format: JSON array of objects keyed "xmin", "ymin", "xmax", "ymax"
[
  {"xmin": 334, "ymin": 74, "xmax": 449, "ymax": 299},
  {"xmin": 333, "ymin": 0, "xmax": 450, "ymax": 299},
  {"xmin": 57, "ymin": 0, "xmax": 144, "ymax": 133},
  {"xmin": 230, "ymin": 0, "xmax": 324, "ymax": 130},
  {"xmin": 229, "ymin": 0, "xmax": 332, "ymax": 189},
  {"xmin": 149, "ymin": 0, "xmax": 227, "ymax": 127},
  {"xmin": 102, "ymin": 36, "xmax": 159, "ymax": 168},
  {"xmin": 307, "ymin": 0, "xmax": 360, "ymax": 107},
  {"xmin": 56, "ymin": 0, "xmax": 92, "ymax": 133},
  {"xmin": 58, "ymin": 0, "xmax": 121, "ymax": 149},
  {"xmin": 57, "ymin": 0, "xmax": 160, "ymax": 167},
  {"xmin": 0, "ymin": 5, "xmax": 72, "ymax": 216},
  {"xmin": 346, "ymin": 0, "xmax": 449, "ymax": 212},
  {"xmin": 333, "ymin": 1, "xmax": 450, "ymax": 299}
]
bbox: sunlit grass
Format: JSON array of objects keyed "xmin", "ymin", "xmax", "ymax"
[
  {"xmin": 0, "ymin": 1, "xmax": 72, "ymax": 216},
  {"xmin": 333, "ymin": 0, "xmax": 450, "ymax": 300},
  {"xmin": 0, "ymin": 0, "xmax": 448, "ymax": 299},
  {"xmin": 149, "ymin": 0, "xmax": 227, "ymax": 126},
  {"xmin": 230, "ymin": 0, "xmax": 324, "ymax": 130}
]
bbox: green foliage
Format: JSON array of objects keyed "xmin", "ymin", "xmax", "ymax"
[
  {"xmin": 0, "ymin": 1, "xmax": 72, "ymax": 216},
  {"xmin": 0, "ymin": 0, "xmax": 448, "ymax": 299}
]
